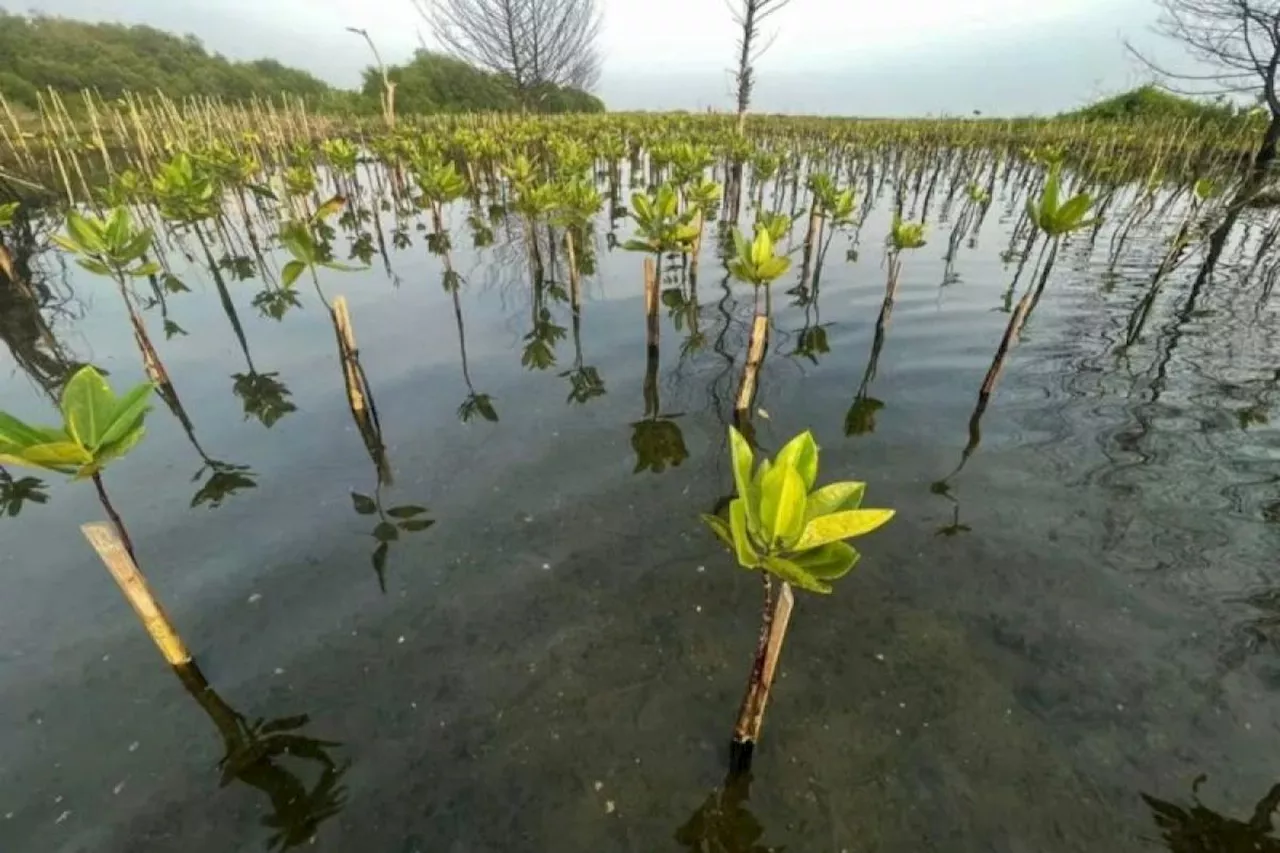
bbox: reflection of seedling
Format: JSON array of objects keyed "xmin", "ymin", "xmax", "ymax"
[
  {"xmin": 0, "ymin": 466, "xmax": 48, "ymax": 517},
  {"xmin": 190, "ymin": 461, "xmax": 258, "ymax": 509},
  {"xmin": 233, "ymin": 372, "xmax": 297, "ymax": 428},
  {"xmin": 351, "ymin": 490, "xmax": 435, "ymax": 591}
]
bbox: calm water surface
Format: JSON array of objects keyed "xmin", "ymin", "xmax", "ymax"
[{"xmin": 2, "ymin": 168, "xmax": 1279, "ymax": 852}]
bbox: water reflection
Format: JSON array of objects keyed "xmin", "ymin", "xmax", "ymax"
[
  {"xmin": 1144, "ymin": 777, "xmax": 1280, "ymax": 852},
  {"xmin": 675, "ymin": 776, "xmax": 780, "ymax": 853},
  {"xmin": 174, "ymin": 662, "xmax": 349, "ymax": 851}
]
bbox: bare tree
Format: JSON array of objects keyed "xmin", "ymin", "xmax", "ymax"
[
  {"xmin": 346, "ymin": 27, "xmax": 397, "ymax": 129},
  {"xmin": 730, "ymin": 0, "xmax": 794, "ymax": 134},
  {"xmin": 1130, "ymin": 0, "xmax": 1280, "ymax": 180},
  {"xmin": 411, "ymin": 0, "xmax": 602, "ymax": 106}
]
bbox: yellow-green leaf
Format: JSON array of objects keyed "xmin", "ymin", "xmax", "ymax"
[
  {"xmin": 792, "ymin": 542, "xmax": 859, "ymax": 580},
  {"xmin": 700, "ymin": 513, "xmax": 733, "ymax": 549},
  {"xmin": 97, "ymin": 382, "xmax": 154, "ymax": 449},
  {"xmin": 774, "ymin": 430, "xmax": 819, "ymax": 490},
  {"xmin": 759, "ymin": 463, "xmax": 808, "ymax": 548},
  {"xmin": 794, "ymin": 508, "xmax": 895, "ymax": 550},
  {"xmin": 762, "ymin": 555, "xmax": 831, "ymax": 594},
  {"xmin": 804, "ymin": 481, "xmax": 865, "ymax": 522},
  {"xmin": 60, "ymin": 365, "xmax": 117, "ymax": 450},
  {"xmin": 22, "ymin": 441, "xmax": 93, "ymax": 471},
  {"xmin": 729, "ymin": 498, "xmax": 761, "ymax": 568},
  {"xmin": 729, "ymin": 426, "xmax": 759, "ymax": 532}
]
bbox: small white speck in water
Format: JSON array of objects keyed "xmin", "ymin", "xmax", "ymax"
[
  {"xmin": 593, "ymin": 781, "xmax": 603, "ymax": 792},
  {"xmin": 247, "ymin": 593, "xmax": 262, "ymax": 604},
  {"xmin": 695, "ymin": 605, "xmax": 702, "ymax": 613},
  {"xmin": 541, "ymin": 563, "xmax": 551, "ymax": 570},
  {"xmin": 605, "ymin": 800, "xmax": 616, "ymax": 815},
  {"xmin": 127, "ymin": 742, "xmax": 139, "ymax": 753},
  {"xmin": 112, "ymin": 782, "xmax": 125, "ymax": 795},
  {"xmin": 55, "ymin": 810, "xmax": 70, "ymax": 824},
  {"xmin": 696, "ymin": 566, "xmax": 705, "ymax": 573},
  {"xmin": 874, "ymin": 654, "xmax": 885, "ymax": 662},
  {"xmin": 274, "ymin": 668, "xmax": 285, "ymax": 675},
  {"xmin": 397, "ymin": 636, "xmax": 405, "ymax": 644}
]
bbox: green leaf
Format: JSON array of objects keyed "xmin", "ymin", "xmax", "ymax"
[
  {"xmin": 22, "ymin": 441, "xmax": 93, "ymax": 470},
  {"xmin": 1055, "ymin": 193, "xmax": 1093, "ymax": 231},
  {"xmin": 50, "ymin": 233, "xmax": 84, "ymax": 255},
  {"xmin": 122, "ymin": 229, "xmax": 154, "ymax": 263},
  {"xmin": 93, "ymin": 424, "xmax": 146, "ymax": 471},
  {"xmin": 281, "ymin": 260, "xmax": 306, "ymax": 289},
  {"xmin": 128, "ymin": 262, "xmax": 161, "ymax": 278},
  {"xmin": 373, "ymin": 521, "xmax": 400, "ymax": 542},
  {"xmin": 105, "ymin": 207, "xmax": 130, "ymax": 250},
  {"xmin": 773, "ymin": 430, "xmax": 819, "ymax": 490},
  {"xmin": 0, "ymin": 411, "xmax": 52, "ymax": 449},
  {"xmin": 60, "ymin": 365, "xmax": 117, "ymax": 450},
  {"xmin": 96, "ymin": 382, "xmax": 154, "ymax": 450},
  {"xmin": 700, "ymin": 512, "xmax": 733, "ymax": 548},
  {"xmin": 320, "ymin": 260, "xmax": 364, "ymax": 272},
  {"xmin": 621, "ymin": 238, "xmax": 656, "ymax": 253},
  {"xmin": 728, "ymin": 426, "xmax": 758, "ymax": 532},
  {"xmin": 75, "ymin": 258, "xmax": 113, "ymax": 276},
  {"xmin": 387, "ymin": 505, "xmax": 428, "ymax": 518},
  {"xmin": 792, "ymin": 542, "xmax": 859, "ymax": 580},
  {"xmin": 759, "ymin": 463, "xmax": 807, "ymax": 548},
  {"xmin": 729, "ymin": 498, "xmax": 760, "ymax": 568},
  {"xmin": 762, "ymin": 555, "xmax": 831, "ymax": 594},
  {"xmin": 66, "ymin": 210, "xmax": 105, "ymax": 254},
  {"xmin": 805, "ymin": 481, "xmax": 865, "ymax": 521},
  {"xmin": 351, "ymin": 492, "xmax": 377, "ymax": 515},
  {"xmin": 794, "ymin": 508, "xmax": 895, "ymax": 550}
]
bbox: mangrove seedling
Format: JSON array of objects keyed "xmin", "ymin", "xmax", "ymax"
[
  {"xmin": 701, "ymin": 426, "xmax": 894, "ymax": 772},
  {"xmin": 0, "ymin": 365, "xmax": 191, "ymax": 664},
  {"xmin": 624, "ymin": 184, "xmax": 700, "ymax": 256},
  {"xmin": 888, "ymin": 216, "xmax": 927, "ymax": 252},
  {"xmin": 729, "ymin": 227, "xmax": 791, "ymax": 289}
]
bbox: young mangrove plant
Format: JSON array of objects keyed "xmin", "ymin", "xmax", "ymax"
[
  {"xmin": 0, "ymin": 364, "xmax": 191, "ymax": 665},
  {"xmin": 729, "ymin": 225, "xmax": 792, "ymax": 419},
  {"xmin": 701, "ymin": 427, "xmax": 894, "ymax": 773}
]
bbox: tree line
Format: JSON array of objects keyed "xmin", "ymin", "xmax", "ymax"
[{"xmin": 0, "ymin": 12, "xmax": 602, "ymax": 115}]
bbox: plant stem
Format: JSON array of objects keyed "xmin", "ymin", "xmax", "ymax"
[{"xmin": 92, "ymin": 471, "xmax": 137, "ymax": 563}]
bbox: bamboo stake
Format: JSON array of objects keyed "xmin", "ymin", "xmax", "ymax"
[
  {"xmin": 729, "ymin": 581, "xmax": 795, "ymax": 776},
  {"xmin": 735, "ymin": 314, "xmax": 769, "ymax": 415},
  {"xmin": 644, "ymin": 256, "xmax": 659, "ymax": 350},
  {"xmin": 81, "ymin": 522, "xmax": 191, "ymax": 666},
  {"xmin": 332, "ymin": 295, "xmax": 366, "ymax": 416}
]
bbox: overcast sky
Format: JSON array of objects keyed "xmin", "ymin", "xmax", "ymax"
[{"xmin": 20, "ymin": 0, "xmax": 1172, "ymax": 115}]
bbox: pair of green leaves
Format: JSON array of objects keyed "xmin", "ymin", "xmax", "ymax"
[
  {"xmin": 0, "ymin": 365, "xmax": 154, "ymax": 479},
  {"xmin": 1026, "ymin": 164, "xmax": 1100, "ymax": 236},
  {"xmin": 52, "ymin": 208, "xmax": 159, "ymax": 279},
  {"xmin": 729, "ymin": 227, "xmax": 791, "ymax": 287},
  {"xmin": 701, "ymin": 428, "xmax": 894, "ymax": 594},
  {"xmin": 279, "ymin": 196, "xmax": 363, "ymax": 288},
  {"xmin": 414, "ymin": 159, "xmax": 469, "ymax": 206}
]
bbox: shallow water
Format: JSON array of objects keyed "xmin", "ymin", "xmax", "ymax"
[{"xmin": 2, "ymin": 168, "xmax": 1280, "ymax": 852}]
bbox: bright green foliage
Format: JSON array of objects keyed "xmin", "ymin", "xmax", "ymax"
[
  {"xmin": 1194, "ymin": 178, "xmax": 1220, "ymax": 201},
  {"xmin": 624, "ymin": 184, "xmax": 700, "ymax": 254},
  {"xmin": 320, "ymin": 138, "xmax": 360, "ymax": 174},
  {"xmin": 0, "ymin": 202, "xmax": 17, "ymax": 227},
  {"xmin": 0, "ymin": 365, "xmax": 154, "ymax": 480},
  {"xmin": 1026, "ymin": 164, "xmax": 1100, "ymax": 236},
  {"xmin": 888, "ymin": 216, "xmax": 927, "ymax": 251},
  {"xmin": 754, "ymin": 211, "xmax": 792, "ymax": 243},
  {"xmin": 809, "ymin": 173, "xmax": 855, "ymax": 224},
  {"xmin": 52, "ymin": 208, "xmax": 159, "ymax": 278},
  {"xmin": 670, "ymin": 143, "xmax": 716, "ymax": 188},
  {"xmin": 701, "ymin": 428, "xmax": 894, "ymax": 594},
  {"xmin": 413, "ymin": 158, "xmax": 469, "ymax": 206},
  {"xmin": 279, "ymin": 197, "xmax": 364, "ymax": 287},
  {"xmin": 729, "ymin": 227, "xmax": 791, "ymax": 287},
  {"xmin": 966, "ymin": 182, "xmax": 991, "ymax": 205},
  {"xmin": 552, "ymin": 179, "xmax": 603, "ymax": 229},
  {"xmin": 686, "ymin": 177, "xmax": 723, "ymax": 219},
  {"xmin": 151, "ymin": 153, "xmax": 218, "ymax": 224}
]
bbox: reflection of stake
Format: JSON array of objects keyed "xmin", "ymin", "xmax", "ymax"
[
  {"xmin": 730, "ymin": 578, "xmax": 794, "ymax": 777},
  {"xmin": 81, "ymin": 521, "xmax": 191, "ymax": 666},
  {"xmin": 331, "ymin": 296, "xmax": 392, "ymax": 486}
]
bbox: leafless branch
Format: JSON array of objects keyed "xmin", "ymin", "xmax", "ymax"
[{"xmin": 411, "ymin": 0, "xmax": 602, "ymax": 101}]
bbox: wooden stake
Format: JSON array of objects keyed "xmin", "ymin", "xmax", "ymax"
[
  {"xmin": 735, "ymin": 313, "xmax": 769, "ymax": 415},
  {"xmin": 332, "ymin": 295, "xmax": 365, "ymax": 416},
  {"xmin": 730, "ymin": 582, "xmax": 795, "ymax": 776},
  {"xmin": 643, "ymin": 256, "xmax": 659, "ymax": 349},
  {"xmin": 81, "ymin": 522, "xmax": 191, "ymax": 666}
]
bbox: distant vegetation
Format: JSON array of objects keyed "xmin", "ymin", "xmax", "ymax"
[
  {"xmin": 1064, "ymin": 85, "xmax": 1264, "ymax": 127},
  {"xmin": 363, "ymin": 51, "xmax": 604, "ymax": 115},
  {"xmin": 0, "ymin": 12, "xmax": 603, "ymax": 115}
]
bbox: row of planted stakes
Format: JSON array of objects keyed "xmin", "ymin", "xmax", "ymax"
[{"xmin": 0, "ymin": 111, "xmax": 1270, "ymax": 849}]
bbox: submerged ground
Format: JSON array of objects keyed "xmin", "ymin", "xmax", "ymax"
[{"xmin": 2, "ymin": 151, "xmax": 1279, "ymax": 851}]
